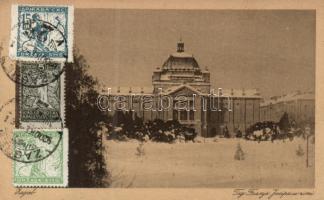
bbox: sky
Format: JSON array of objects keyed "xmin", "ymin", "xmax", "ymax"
[{"xmin": 74, "ymin": 9, "xmax": 315, "ymax": 97}]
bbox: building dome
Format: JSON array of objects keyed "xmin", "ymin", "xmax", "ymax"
[
  {"xmin": 152, "ymin": 40, "xmax": 210, "ymax": 93},
  {"xmin": 162, "ymin": 41, "xmax": 200, "ymax": 70}
]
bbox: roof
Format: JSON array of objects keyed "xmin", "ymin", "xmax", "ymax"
[
  {"xmin": 161, "ymin": 84, "xmax": 203, "ymax": 95},
  {"xmin": 170, "ymin": 52, "xmax": 194, "ymax": 58},
  {"xmin": 260, "ymin": 91, "xmax": 315, "ymax": 107},
  {"xmin": 162, "ymin": 54, "xmax": 200, "ymax": 70},
  {"xmin": 101, "ymin": 86, "xmax": 261, "ymax": 98},
  {"xmin": 101, "ymin": 86, "xmax": 154, "ymax": 95},
  {"xmin": 162, "ymin": 42, "xmax": 200, "ymax": 70},
  {"xmin": 221, "ymin": 88, "xmax": 261, "ymax": 98}
]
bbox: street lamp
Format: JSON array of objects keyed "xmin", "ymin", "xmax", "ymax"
[{"xmin": 305, "ymin": 125, "xmax": 311, "ymax": 168}]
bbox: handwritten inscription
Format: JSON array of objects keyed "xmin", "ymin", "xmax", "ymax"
[
  {"xmin": 233, "ymin": 188, "xmax": 314, "ymax": 199},
  {"xmin": 14, "ymin": 188, "xmax": 37, "ymax": 198}
]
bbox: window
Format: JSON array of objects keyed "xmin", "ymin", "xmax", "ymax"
[
  {"xmin": 189, "ymin": 110, "xmax": 195, "ymax": 120},
  {"xmin": 173, "ymin": 110, "xmax": 178, "ymax": 120},
  {"xmin": 180, "ymin": 110, "xmax": 187, "ymax": 120},
  {"xmin": 173, "ymin": 99, "xmax": 195, "ymax": 121}
]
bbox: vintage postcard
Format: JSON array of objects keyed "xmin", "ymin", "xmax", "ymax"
[{"xmin": 0, "ymin": 0, "xmax": 324, "ymax": 200}]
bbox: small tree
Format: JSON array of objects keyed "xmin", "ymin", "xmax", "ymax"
[
  {"xmin": 224, "ymin": 126, "xmax": 230, "ymax": 138},
  {"xmin": 278, "ymin": 112, "xmax": 290, "ymax": 133},
  {"xmin": 135, "ymin": 142, "xmax": 145, "ymax": 157},
  {"xmin": 296, "ymin": 144, "xmax": 305, "ymax": 156},
  {"xmin": 112, "ymin": 110, "xmax": 126, "ymax": 127},
  {"xmin": 234, "ymin": 143, "xmax": 245, "ymax": 160}
]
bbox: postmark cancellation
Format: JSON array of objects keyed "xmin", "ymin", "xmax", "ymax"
[
  {"xmin": 9, "ymin": 5, "xmax": 74, "ymax": 62},
  {"xmin": 18, "ymin": 61, "xmax": 65, "ymax": 129},
  {"xmin": 13, "ymin": 128, "xmax": 68, "ymax": 187}
]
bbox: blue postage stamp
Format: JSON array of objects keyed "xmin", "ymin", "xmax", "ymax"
[
  {"xmin": 13, "ymin": 128, "xmax": 68, "ymax": 187},
  {"xmin": 10, "ymin": 5, "xmax": 74, "ymax": 62}
]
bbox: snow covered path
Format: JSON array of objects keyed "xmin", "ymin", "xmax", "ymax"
[{"xmin": 104, "ymin": 138, "xmax": 314, "ymax": 188}]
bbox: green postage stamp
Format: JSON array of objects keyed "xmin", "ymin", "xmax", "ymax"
[{"xmin": 13, "ymin": 128, "xmax": 68, "ymax": 187}]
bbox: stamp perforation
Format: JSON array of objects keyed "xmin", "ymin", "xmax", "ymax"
[
  {"xmin": 12, "ymin": 128, "xmax": 69, "ymax": 187},
  {"xmin": 9, "ymin": 4, "xmax": 74, "ymax": 62},
  {"xmin": 18, "ymin": 62, "xmax": 66, "ymax": 129}
]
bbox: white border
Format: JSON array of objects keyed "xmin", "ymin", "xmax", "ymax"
[{"xmin": 9, "ymin": 4, "xmax": 18, "ymax": 61}]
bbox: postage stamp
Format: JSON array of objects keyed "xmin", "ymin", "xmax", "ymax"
[
  {"xmin": 1, "ymin": 49, "xmax": 66, "ymax": 88},
  {"xmin": 18, "ymin": 61, "xmax": 65, "ymax": 128},
  {"xmin": 9, "ymin": 5, "xmax": 74, "ymax": 62},
  {"xmin": 13, "ymin": 128, "xmax": 68, "ymax": 187}
]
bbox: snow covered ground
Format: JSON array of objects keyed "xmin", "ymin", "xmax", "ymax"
[{"xmin": 103, "ymin": 137, "xmax": 314, "ymax": 188}]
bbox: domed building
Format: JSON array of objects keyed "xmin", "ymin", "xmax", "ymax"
[
  {"xmin": 101, "ymin": 41, "xmax": 262, "ymax": 137},
  {"xmin": 152, "ymin": 40, "xmax": 211, "ymax": 94}
]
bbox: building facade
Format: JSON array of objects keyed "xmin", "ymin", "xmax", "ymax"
[
  {"xmin": 260, "ymin": 91, "xmax": 315, "ymax": 125},
  {"xmin": 101, "ymin": 41, "xmax": 262, "ymax": 137}
]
